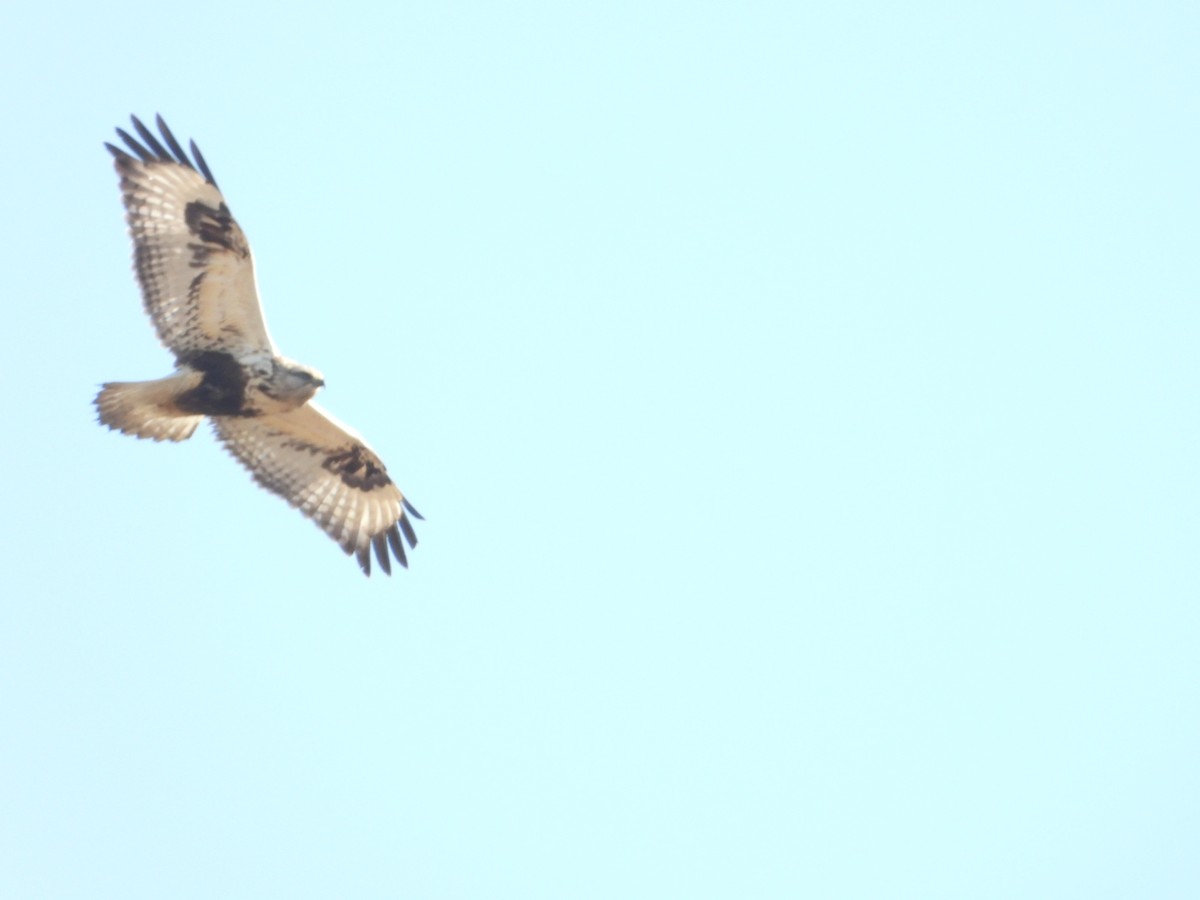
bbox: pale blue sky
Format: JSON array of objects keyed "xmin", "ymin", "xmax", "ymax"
[{"xmin": 1, "ymin": 2, "xmax": 1198, "ymax": 897}]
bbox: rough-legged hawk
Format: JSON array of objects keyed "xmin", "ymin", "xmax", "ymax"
[{"xmin": 96, "ymin": 115, "xmax": 422, "ymax": 576}]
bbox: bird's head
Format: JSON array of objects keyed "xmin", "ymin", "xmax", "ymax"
[{"xmin": 279, "ymin": 360, "xmax": 325, "ymax": 402}]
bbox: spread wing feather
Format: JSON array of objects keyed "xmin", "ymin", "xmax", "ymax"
[
  {"xmin": 106, "ymin": 115, "xmax": 274, "ymax": 358},
  {"xmin": 211, "ymin": 403, "xmax": 421, "ymax": 576}
]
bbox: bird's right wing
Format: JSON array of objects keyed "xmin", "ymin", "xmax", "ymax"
[
  {"xmin": 211, "ymin": 402, "xmax": 421, "ymax": 576},
  {"xmin": 106, "ymin": 115, "xmax": 275, "ymax": 359}
]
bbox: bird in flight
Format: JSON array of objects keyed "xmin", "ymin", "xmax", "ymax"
[{"xmin": 96, "ymin": 114, "xmax": 422, "ymax": 576}]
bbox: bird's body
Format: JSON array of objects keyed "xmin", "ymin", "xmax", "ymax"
[{"xmin": 97, "ymin": 115, "xmax": 420, "ymax": 576}]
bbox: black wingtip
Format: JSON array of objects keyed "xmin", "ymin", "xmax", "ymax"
[
  {"xmin": 402, "ymin": 498, "xmax": 425, "ymax": 521},
  {"xmin": 356, "ymin": 545, "xmax": 372, "ymax": 577},
  {"xmin": 373, "ymin": 533, "xmax": 393, "ymax": 577},
  {"xmin": 386, "ymin": 523, "xmax": 409, "ymax": 569},
  {"xmin": 189, "ymin": 139, "xmax": 217, "ymax": 186},
  {"xmin": 152, "ymin": 114, "xmax": 191, "ymax": 168},
  {"xmin": 109, "ymin": 114, "xmax": 220, "ymax": 188},
  {"xmin": 398, "ymin": 513, "xmax": 418, "ymax": 550},
  {"xmin": 131, "ymin": 115, "xmax": 173, "ymax": 162},
  {"xmin": 115, "ymin": 126, "xmax": 154, "ymax": 162}
]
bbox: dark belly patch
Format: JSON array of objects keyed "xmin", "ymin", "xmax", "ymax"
[{"xmin": 176, "ymin": 350, "xmax": 252, "ymax": 416}]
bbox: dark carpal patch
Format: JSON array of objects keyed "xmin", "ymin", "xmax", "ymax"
[
  {"xmin": 322, "ymin": 445, "xmax": 392, "ymax": 491},
  {"xmin": 185, "ymin": 200, "xmax": 248, "ymax": 258},
  {"xmin": 176, "ymin": 351, "xmax": 252, "ymax": 416}
]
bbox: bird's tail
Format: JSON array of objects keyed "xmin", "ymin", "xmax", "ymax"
[{"xmin": 95, "ymin": 373, "xmax": 205, "ymax": 442}]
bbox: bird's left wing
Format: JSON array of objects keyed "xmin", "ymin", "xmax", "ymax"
[
  {"xmin": 106, "ymin": 115, "xmax": 275, "ymax": 358},
  {"xmin": 211, "ymin": 403, "xmax": 421, "ymax": 576}
]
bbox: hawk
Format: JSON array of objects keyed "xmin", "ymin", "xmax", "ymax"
[{"xmin": 96, "ymin": 115, "xmax": 422, "ymax": 576}]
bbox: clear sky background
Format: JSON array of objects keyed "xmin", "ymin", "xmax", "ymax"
[{"xmin": 1, "ymin": 2, "xmax": 1198, "ymax": 897}]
